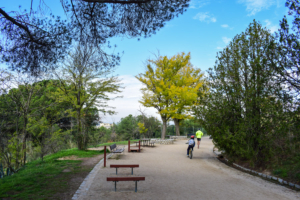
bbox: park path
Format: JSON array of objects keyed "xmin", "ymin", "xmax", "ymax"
[{"xmin": 76, "ymin": 137, "xmax": 299, "ymax": 200}]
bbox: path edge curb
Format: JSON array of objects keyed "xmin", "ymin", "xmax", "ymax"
[
  {"xmin": 71, "ymin": 153, "xmax": 114, "ymax": 200},
  {"xmin": 212, "ymin": 148, "xmax": 300, "ymax": 191}
]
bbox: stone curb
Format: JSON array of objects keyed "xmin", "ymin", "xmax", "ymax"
[
  {"xmin": 71, "ymin": 153, "xmax": 113, "ymax": 200},
  {"xmin": 213, "ymin": 149, "xmax": 300, "ymax": 190}
]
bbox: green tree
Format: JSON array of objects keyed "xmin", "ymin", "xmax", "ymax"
[
  {"xmin": 115, "ymin": 114, "xmax": 139, "ymax": 140},
  {"xmin": 54, "ymin": 44, "xmax": 121, "ymax": 150},
  {"xmin": 26, "ymin": 80, "xmax": 70, "ymax": 161},
  {"xmin": 272, "ymin": 0, "xmax": 300, "ymax": 96},
  {"xmin": 4, "ymin": 73, "xmax": 43, "ymax": 166},
  {"xmin": 198, "ymin": 20, "xmax": 292, "ymax": 166}
]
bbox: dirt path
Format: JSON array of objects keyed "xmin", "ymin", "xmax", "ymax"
[{"xmin": 76, "ymin": 137, "xmax": 299, "ymax": 200}]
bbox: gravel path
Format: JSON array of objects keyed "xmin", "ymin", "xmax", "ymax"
[{"xmin": 76, "ymin": 137, "xmax": 299, "ymax": 200}]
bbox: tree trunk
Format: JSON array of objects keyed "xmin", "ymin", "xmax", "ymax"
[
  {"xmin": 22, "ymin": 116, "xmax": 28, "ymax": 166},
  {"xmin": 15, "ymin": 112, "xmax": 20, "ymax": 169},
  {"xmin": 173, "ymin": 118, "xmax": 181, "ymax": 136},
  {"xmin": 161, "ymin": 117, "xmax": 167, "ymax": 139},
  {"xmin": 77, "ymin": 109, "xmax": 84, "ymax": 150}
]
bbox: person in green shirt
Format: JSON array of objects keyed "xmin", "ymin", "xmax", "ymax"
[{"xmin": 195, "ymin": 129, "xmax": 203, "ymax": 149}]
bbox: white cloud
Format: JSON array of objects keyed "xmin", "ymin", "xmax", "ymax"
[
  {"xmin": 216, "ymin": 47, "xmax": 223, "ymax": 50},
  {"xmin": 238, "ymin": 0, "xmax": 276, "ymax": 16},
  {"xmin": 193, "ymin": 12, "xmax": 217, "ymax": 23},
  {"xmin": 222, "ymin": 37, "xmax": 231, "ymax": 44},
  {"xmin": 104, "ymin": 75, "xmax": 161, "ymax": 123},
  {"xmin": 189, "ymin": 0, "xmax": 211, "ymax": 9},
  {"xmin": 264, "ymin": 19, "xmax": 278, "ymax": 33},
  {"xmin": 221, "ymin": 24, "xmax": 229, "ymax": 28}
]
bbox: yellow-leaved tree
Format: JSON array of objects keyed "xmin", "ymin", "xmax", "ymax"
[
  {"xmin": 137, "ymin": 122, "xmax": 148, "ymax": 138},
  {"xmin": 170, "ymin": 65, "xmax": 206, "ymax": 136},
  {"xmin": 136, "ymin": 52, "xmax": 206, "ymax": 139}
]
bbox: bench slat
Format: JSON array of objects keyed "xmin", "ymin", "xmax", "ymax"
[
  {"xmin": 109, "ymin": 143, "xmax": 124, "ymax": 153},
  {"xmin": 107, "ymin": 177, "xmax": 145, "ymax": 181},
  {"xmin": 110, "ymin": 144, "xmax": 116, "ymax": 150},
  {"xmin": 110, "ymin": 164, "xmax": 139, "ymax": 168},
  {"xmin": 114, "ymin": 149, "xmax": 124, "ymax": 153}
]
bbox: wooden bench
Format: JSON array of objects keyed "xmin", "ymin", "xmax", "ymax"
[
  {"xmin": 110, "ymin": 164, "xmax": 139, "ymax": 175},
  {"xmin": 109, "ymin": 144, "xmax": 125, "ymax": 153},
  {"xmin": 107, "ymin": 177, "xmax": 145, "ymax": 192}
]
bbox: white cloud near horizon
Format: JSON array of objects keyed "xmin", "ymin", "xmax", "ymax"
[
  {"xmin": 222, "ymin": 37, "xmax": 231, "ymax": 44},
  {"xmin": 103, "ymin": 75, "xmax": 161, "ymax": 124},
  {"xmin": 189, "ymin": 0, "xmax": 211, "ymax": 9},
  {"xmin": 221, "ymin": 24, "xmax": 229, "ymax": 28},
  {"xmin": 193, "ymin": 12, "xmax": 217, "ymax": 23},
  {"xmin": 264, "ymin": 19, "xmax": 279, "ymax": 33},
  {"xmin": 238, "ymin": 0, "xmax": 276, "ymax": 16}
]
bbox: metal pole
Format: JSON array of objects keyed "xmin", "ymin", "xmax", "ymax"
[
  {"xmin": 104, "ymin": 146, "xmax": 106, "ymax": 167},
  {"xmin": 116, "ymin": 168, "xmax": 117, "ymax": 174},
  {"xmin": 132, "ymin": 168, "xmax": 133, "ymax": 175},
  {"xmin": 115, "ymin": 181, "xmax": 117, "ymax": 192},
  {"xmin": 135, "ymin": 181, "xmax": 138, "ymax": 192}
]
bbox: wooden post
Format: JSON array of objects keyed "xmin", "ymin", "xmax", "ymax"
[
  {"xmin": 128, "ymin": 140, "xmax": 130, "ymax": 152},
  {"xmin": 104, "ymin": 146, "xmax": 106, "ymax": 167},
  {"xmin": 139, "ymin": 140, "xmax": 141, "ymax": 152}
]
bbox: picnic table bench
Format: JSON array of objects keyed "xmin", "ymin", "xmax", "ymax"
[
  {"xmin": 109, "ymin": 144, "xmax": 125, "ymax": 153},
  {"xmin": 107, "ymin": 177, "xmax": 145, "ymax": 192},
  {"xmin": 149, "ymin": 140, "xmax": 155, "ymax": 147},
  {"xmin": 110, "ymin": 164, "xmax": 139, "ymax": 175}
]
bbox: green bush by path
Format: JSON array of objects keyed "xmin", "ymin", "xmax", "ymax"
[
  {"xmin": 0, "ymin": 148, "xmax": 108, "ymax": 200},
  {"xmin": 272, "ymin": 154, "xmax": 300, "ymax": 184}
]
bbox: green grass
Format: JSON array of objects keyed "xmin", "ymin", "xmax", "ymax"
[
  {"xmin": 272, "ymin": 154, "xmax": 300, "ymax": 184},
  {"xmin": 91, "ymin": 140, "xmax": 139, "ymax": 147},
  {"xmin": 0, "ymin": 148, "xmax": 108, "ymax": 200}
]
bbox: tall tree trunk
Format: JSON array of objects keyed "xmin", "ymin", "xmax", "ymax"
[
  {"xmin": 22, "ymin": 116, "xmax": 27, "ymax": 166},
  {"xmin": 15, "ymin": 112, "xmax": 20, "ymax": 169},
  {"xmin": 77, "ymin": 109, "xmax": 83, "ymax": 150},
  {"xmin": 173, "ymin": 118, "xmax": 181, "ymax": 136},
  {"xmin": 161, "ymin": 117, "xmax": 167, "ymax": 139}
]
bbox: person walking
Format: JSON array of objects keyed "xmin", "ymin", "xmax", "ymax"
[{"xmin": 195, "ymin": 129, "xmax": 204, "ymax": 149}]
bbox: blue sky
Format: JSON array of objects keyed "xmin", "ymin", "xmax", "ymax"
[{"xmin": 1, "ymin": 0, "xmax": 290, "ymax": 123}]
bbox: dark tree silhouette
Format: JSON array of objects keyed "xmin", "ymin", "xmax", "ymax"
[
  {"xmin": 0, "ymin": 0, "xmax": 190, "ymax": 75},
  {"xmin": 272, "ymin": 0, "xmax": 300, "ymax": 98}
]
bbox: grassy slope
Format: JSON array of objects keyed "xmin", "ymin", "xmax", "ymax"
[
  {"xmin": 272, "ymin": 154, "xmax": 300, "ymax": 184},
  {"xmin": 0, "ymin": 148, "xmax": 107, "ymax": 200}
]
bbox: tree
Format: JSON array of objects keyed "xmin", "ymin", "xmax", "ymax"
[
  {"xmin": 198, "ymin": 20, "xmax": 291, "ymax": 166},
  {"xmin": 170, "ymin": 62, "xmax": 206, "ymax": 136},
  {"xmin": 136, "ymin": 53, "xmax": 184, "ymax": 139},
  {"xmin": 4, "ymin": 73, "xmax": 43, "ymax": 165},
  {"xmin": 271, "ymin": 0, "xmax": 300, "ymax": 100},
  {"xmin": 54, "ymin": 44, "xmax": 121, "ymax": 150},
  {"xmin": 115, "ymin": 114, "xmax": 139, "ymax": 140},
  {"xmin": 137, "ymin": 108, "xmax": 161, "ymax": 138},
  {"xmin": 137, "ymin": 122, "xmax": 148, "ymax": 138},
  {"xmin": 0, "ymin": 0, "xmax": 190, "ymax": 74},
  {"xmin": 26, "ymin": 80, "xmax": 70, "ymax": 161},
  {"xmin": 136, "ymin": 52, "xmax": 205, "ymax": 138}
]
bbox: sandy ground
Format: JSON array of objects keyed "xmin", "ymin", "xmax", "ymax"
[{"xmin": 77, "ymin": 137, "xmax": 299, "ymax": 200}]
